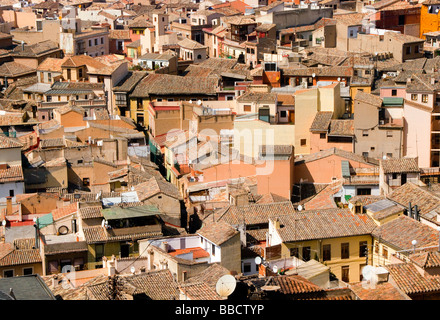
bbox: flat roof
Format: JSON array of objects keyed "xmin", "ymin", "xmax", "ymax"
[{"xmin": 101, "ymin": 204, "xmax": 161, "ymax": 220}]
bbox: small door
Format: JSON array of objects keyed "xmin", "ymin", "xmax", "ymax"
[
  {"xmin": 342, "ymin": 266, "xmax": 350, "ymax": 283},
  {"xmin": 289, "ymin": 111, "xmax": 295, "ymax": 123}
]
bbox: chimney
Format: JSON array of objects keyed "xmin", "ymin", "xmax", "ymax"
[
  {"xmin": 408, "ymin": 202, "xmax": 412, "ymax": 218},
  {"xmin": 6, "ymin": 197, "xmax": 12, "ymax": 217},
  {"xmin": 407, "ymin": 78, "xmax": 412, "ymax": 84},
  {"xmin": 414, "ymin": 205, "xmax": 419, "ymax": 221},
  {"xmin": 51, "ymin": 276, "xmax": 59, "ymax": 289}
]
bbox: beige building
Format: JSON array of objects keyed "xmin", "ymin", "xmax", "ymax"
[
  {"xmin": 138, "ymin": 221, "xmax": 241, "ymax": 281},
  {"xmin": 353, "ymin": 91, "xmax": 404, "ymax": 160}
]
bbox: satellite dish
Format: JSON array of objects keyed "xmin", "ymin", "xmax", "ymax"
[
  {"xmin": 215, "ymin": 274, "xmax": 236, "ymax": 298},
  {"xmin": 383, "ymin": 155, "xmax": 387, "ymax": 160},
  {"xmin": 297, "ymin": 205, "xmax": 303, "ymax": 211},
  {"xmin": 254, "ymin": 256, "xmax": 262, "ymax": 265},
  {"xmin": 412, "ymin": 239, "xmax": 418, "ymax": 246},
  {"xmin": 337, "ymin": 77, "xmax": 341, "ymax": 82},
  {"xmin": 348, "ymin": 203, "xmax": 353, "ymax": 210},
  {"xmin": 1, "ymin": 220, "xmax": 6, "ymax": 226},
  {"xmin": 130, "ymin": 266, "xmax": 135, "ymax": 274},
  {"xmin": 197, "ymin": 100, "xmax": 202, "ymax": 105},
  {"xmin": 312, "ymin": 73, "xmax": 316, "ymax": 78},
  {"xmin": 272, "ymin": 265, "xmax": 278, "ymax": 273}
]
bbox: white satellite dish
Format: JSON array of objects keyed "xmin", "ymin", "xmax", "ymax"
[
  {"xmin": 1, "ymin": 220, "xmax": 6, "ymax": 226},
  {"xmin": 215, "ymin": 274, "xmax": 236, "ymax": 298},
  {"xmin": 130, "ymin": 266, "xmax": 135, "ymax": 274},
  {"xmin": 272, "ymin": 265, "xmax": 278, "ymax": 273},
  {"xmin": 297, "ymin": 205, "xmax": 303, "ymax": 211},
  {"xmin": 197, "ymin": 100, "xmax": 202, "ymax": 105},
  {"xmin": 254, "ymin": 256, "xmax": 262, "ymax": 265},
  {"xmin": 348, "ymin": 203, "xmax": 353, "ymax": 210},
  {"xmin": 383, "ymin": 155, "xmax": 387, "ymax": 160}
]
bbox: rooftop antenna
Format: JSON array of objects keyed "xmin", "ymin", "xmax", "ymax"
[
  {"xmin": 411, "ymin": 239, "xmax": 417, "ymax": 253},
  {"xmin": 215, "ymin": 274, "xmax": 236, "ymax": 299}
]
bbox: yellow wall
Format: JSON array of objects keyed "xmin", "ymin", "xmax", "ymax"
[
  {"xmin": 281, "ymin": 235, "xmax": 373, "ymax": 283},
  {"xmin": 420, "ymin": 5, "xmax": 440, "ymax": 39},
  {"xmin": 350, "ymin": 86, "xmax": 372, "ymax": 113},
  {"xmin": 233, "ymin": 119, "xmax": 295, "ymax": 158},
  {"xmin": 129, "ymin": 97, "xmax": 150, "ymax": 128}
]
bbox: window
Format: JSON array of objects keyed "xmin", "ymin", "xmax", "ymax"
[
  {"xmin": 398, "ymin": 15, "xmax": 405, "ymax": 25},
  {"xmin": 243, "ymin": 263, "xmax": 251, "ymax": 273},
  {"xmin": 302, "ymin": 246, "xmax": 311, "ymax": 261},
  {"xmin": 3, "ymin": 270, "xmax": 13, "ymax": 278},
  {"xmin": 323, "ymin": 244, "xmax": 331, "ymax": 261},
  {"xmin": 415, "ymin": 45, "xmax": 419, "ymax": 54},
  {"xmin": 211, "ymin": 243, "xmax": 216, "ymax": 256},
  {"xmin": 387, "ymin": 131, "xmax": 393, "ymax": 137},
  {"xmin": 382, "ymin": 246, "xmax": 388, "ymax": 259},
  {"xmin": 89, "ymin": 39, "xmax": 92, "ymax": 47},
  {"xmin": 362, "ymin": 130, "xmax": 369, "ymax": 137},
  {"xmin": 341, "ymin": 243, "xmax": 349, "ymax": 259},
  {"xmin": 79, "ymin": 68, "xmax": 83, "ymax": 78},
  {"xmin": 197, "ymin": 54, "xmax": 202, "ymax": 60},
  {"xmin": 9, "ymin": 190, "xmax": 14, "ymax": 197},
  {"xmin": 83, "ymin": 177, "xmax": 90, "ymax": 186},
  {"xmin": 406, "ymin": 46, "xmax": 411, "ymax": 55},
  {"xmin": 362, "ymin": 152, "xmax": 369, "ymax": 158},
  {"xmin": 411, "ymin": 94, "xmax": 418, "ymax": 101},
  {"xmin": 244, "ymin": 105, "xmax": 251, "ymax": 112},
  {"xmin": 391, "ymin": 89, "xmax": 397, "ymax": 96},
  {"xmin": 280, "ymin": 110, "xmax": 287, "ymax": 118},
  {"xmin": 365, "ymin": 70, "xmax": 371, "ymax": 75},
  {"xmin": 357, "ymin": 188, "xmax": 371, "ymax": 195},
  {"xmin": 392, "ymin": 173, "xmax": 398, "ymax": 179},
  {"xmin": 370, "ymin": 147, "xmax": 375, "ymax": 151},
  {"xmin": 422, "ymin": 94, "xmax": 429, "ymax": 103},
  {"xmin": 95, "ymin": 38, "xmax": 98, "ymax": 46},
  {"xmin": 341, "ymin": 266, "xmax": 349, "ymax": 282},
  {"xmin": 48, "ymin": 72, "xmax": 52, "ymax": 82},
  {"xmin": 23, "ymin": 267, "xmax": 33, "ymax": 275},
  {"xmin": 320, "ymin": 133, "xmax": 326, "ymax": 139},
  {"xmin": 290, "ymin": 247, "xmax": 299, "ymax": 258},
  {"xmin": 387, "ymin": 153, "xmax": 393, "ymax": 158},
  {"xmin": 101, "ymin": 37, "xmax": 104, "ymax": 44},
  {"xmin": 359, "ymin": 241, "xmax": 368, "ymax": 258},
  {"xmin": 300, "ymin": 139, "xmax": 307, "ymax": 146}
]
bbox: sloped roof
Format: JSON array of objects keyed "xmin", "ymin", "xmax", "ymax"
[
  {"xmin": 380, "ymin": 157, "xmax": 420, "ymax": 174},
  {"xmin": 0, "ymin": 61, "xmax": 36, "ymax": 77},
  {"xmin": 387, "ymin": 262, "xmax": 440, "ymax": 295},
  {"xmin": 273, "ymin": 208, "xmax": 376, "ymax": 242},
  {"xmin": 372, "ymin": 215, "xmax": 439, "ymax": 250},
  {"xmin": 310, "ymin": 112, "xmax": 333, "ymax": 132},
  {"xmin": 131, "ymin": 73, "xmax": 219, "ymax": 97},
  {"xmin": 217, "ymin": 201, "xmax": 295, "ymax": 226},
  {"xmin": 197, "ymin": 220, "xmax": 239, "ymax": 246}
]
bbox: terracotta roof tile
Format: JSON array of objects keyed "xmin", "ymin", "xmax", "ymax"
[
  {"xmin": 52, "ymin": 203, "xmax": 78, "ymax": 221},
  {"xmin": 0, "ymin": 164, "xmax": 24, "ymax": 183},
  {"xmin": 197, "ymin": 220, "xmax": 239, "ymax": 246},
  {"xmin": 310, "ymin": 112, "xmax": 333, "ymax": 132},
  {"xmin": 387, "ymin": 262, "xmax": 440, "ymax": 295},
  {"xmin": 349, "ymin": 281, "xmax": 409, "ymax": 300},
  {"xmin": 380, "ymin": 157, "xmax": 420, "ymax": 174},
  {"xmin": 274, "ymin": 208, "xmax": 376, "ymax": 242}
]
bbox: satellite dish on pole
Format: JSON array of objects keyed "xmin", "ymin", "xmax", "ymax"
[
  {"xmin": 297, "ymin": 205, "xmax": 303, "ymax": 211},
  {"xmin": 254, "ymin": 256, "xmax": 262, "ymax": 265},
  {"xmin": 215, "ymin": 274, "xmax": 236, "ymax": 298}
]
